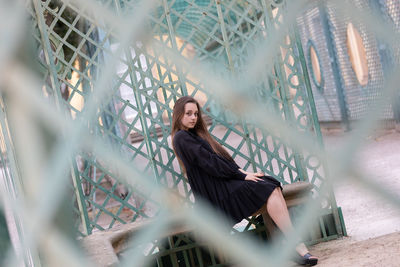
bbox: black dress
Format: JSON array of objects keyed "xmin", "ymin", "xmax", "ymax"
[{"xmin": 173, "ymin": 129, "xmax": 281, "ymax": 225}]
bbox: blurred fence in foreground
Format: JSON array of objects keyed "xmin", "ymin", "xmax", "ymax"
[{"xmin": 0, "ymin": 0, "xmax": 399, "ymax": 266}]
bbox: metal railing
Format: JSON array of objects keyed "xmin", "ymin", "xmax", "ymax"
[{"xmin": 0, "ymin": 0, "xmax": 399, "ymax": 266}]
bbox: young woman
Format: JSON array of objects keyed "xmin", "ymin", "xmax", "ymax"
[{"xmin": 171, "ymin": 96, "xmax": 318, "ymax": 266}]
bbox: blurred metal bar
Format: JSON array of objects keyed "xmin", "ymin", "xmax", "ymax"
[{"xmin": 319, "ymin": 3, "xmax": 351, "ymax": 131}]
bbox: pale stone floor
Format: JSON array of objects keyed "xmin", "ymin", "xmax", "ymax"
[{"xmin": 307, "ymin": 128, "xmax": 400, "ymax": 267}]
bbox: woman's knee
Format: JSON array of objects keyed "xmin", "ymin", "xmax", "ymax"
[
  {"xmin": 266, "ymin": 187, "xmax": 279, "ymax": 205},
  {"xmin": 270, "ymin": 187, "xmax": 281, "ymax": 198}
]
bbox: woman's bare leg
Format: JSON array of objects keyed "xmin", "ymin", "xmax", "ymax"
[
  {"xmin": 266, "ymin": 187, "xmax": 293, "ymax": 234},
  {"xmin": 266, "ymin": 188, "xmax": 316, "ymax": 258}
]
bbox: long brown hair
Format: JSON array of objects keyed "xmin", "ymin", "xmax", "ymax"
[{"xmin": 171, "ymin": 96, "xmax": 233, "ymax": 170}]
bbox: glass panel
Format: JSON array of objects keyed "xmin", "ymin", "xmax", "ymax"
[
  {"xmin": 310, "ymin": 44, "xmax": 322, "ymax": 86},
  {"xmin": 346, "ymin": 23, "xmax": 369, "ymax": 86}
]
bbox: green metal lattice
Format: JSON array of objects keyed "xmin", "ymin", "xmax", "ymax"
[
  {"xmin": 3, "ymin": 0, "xmax": 400, "ymax": 266},
  {"xmin": 28, "ymin": 0, "xmax": 344, "ymax": 241}
]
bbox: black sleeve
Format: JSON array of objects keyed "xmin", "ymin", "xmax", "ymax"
[{"xmin": 173, "ymin": 131, "xmax": 246, "ymax": 180}]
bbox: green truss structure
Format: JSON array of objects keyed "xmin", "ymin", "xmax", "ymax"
[{"xmin": 2, "ymin": 0, "xmax": 347, "ymax": 264}]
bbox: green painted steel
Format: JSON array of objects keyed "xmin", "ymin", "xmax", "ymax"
[
  {"xmin": 27, "ymin": 0, "xmax": 344, "ymax": 240},
  {"xmin": 2, "ymin": 0, "xmax": 400, "ymax": 266},
  {"xmin": 375, "ymin": 0, "xmax": 400, "ymax": 123},
  {"xmin": 0, "ymin": 1, "xmax": 367, "ymax": 265},
  {"xmin": 319, "ymin": 3, "xmax": 351, "ymax": 131},
  {"xmin": 295, "ymin": 0, "xmax": 400, "ymax": 129}
]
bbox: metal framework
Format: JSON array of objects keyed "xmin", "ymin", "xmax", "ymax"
[
  {"xmin": 30, "ymin": 0, "xmax": 343, "ymax": 237},
  {"xmin": 296, "ymin": 0, "xmax": 400, "ymax": 129},
  {"xmin": 1, "ymin": 0, "xmax": 351, "ymax": 265}
]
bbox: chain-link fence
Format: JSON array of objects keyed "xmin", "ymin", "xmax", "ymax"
[{"xmin": 1, "ymin": 0, "xmax": 399, "ymax": 266}]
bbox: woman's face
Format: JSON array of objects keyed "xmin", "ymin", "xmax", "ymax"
[{"xmin": 181, "ymin": 102, "xmax": 198, "ymax": 130}]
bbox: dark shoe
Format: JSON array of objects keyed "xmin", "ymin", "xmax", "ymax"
[{"xmin": 293, "ymin": 252, "xmax": 318, "ymax": 266}]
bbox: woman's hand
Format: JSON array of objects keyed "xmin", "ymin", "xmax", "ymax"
[
  {"xmin": 244, "ymin": 174, "xmax": 264, "ymax": 182},
  {"xmin": 253, "ymin": 171, "xmax": 264, "ymax": 177},
  {"xmin": 239, "ymin": 169, "xmax": 264, "ymax": 177}
]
